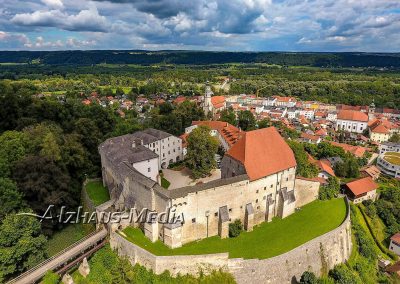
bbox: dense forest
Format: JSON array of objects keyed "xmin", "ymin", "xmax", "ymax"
[
  {"xmin": 1, "ymin": 62, "xmax": 400, "ymax": 108},
  {"xmin": 1, "ymin": 51, "xmax": 400, "ymax": 67}
]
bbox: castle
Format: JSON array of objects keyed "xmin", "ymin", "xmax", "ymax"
[{"xmin": 99, "ymin": 126, "xmax": 308, "ymax": 248}]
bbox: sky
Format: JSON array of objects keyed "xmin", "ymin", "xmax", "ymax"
[{"xmin": 1, "ymin": 0, "xmax": 400, "ymax": 52}]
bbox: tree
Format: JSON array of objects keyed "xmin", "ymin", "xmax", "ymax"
[
  {"xmin": 220, "ymin": 108, "xmax": 237, "ymax": 126},
  {"xmin": 389, "ymin": 133, "xmax": 400, "ymax": 143},
  {"xmin": 0, "ymin": 213, "xmax": 47, "ymax": 282},
  {"xmin": 229, "ymin": 219, "xmax": 243, "ymax": 238},
  {"xmin": 0, "ymin": 178, "xmax": 25, "ymax": 220},
  {"xmin": 258, "ymin": 118, "xmax": 271, "ymax": 129},
  {"xmin": 287, "ymin": 141, "xmax": 318, "ymax": 178},
  {"xmin": 40, "ymin": 132, "xmax": 61, "ymax": 161},
  {"xmin": 299, "ymin": 271, "xmax": 319, "ymax": 284},
  {"xmin": 319, "ymin": 176, "xmax": 340, "ymax": 200},
  {"xmin": 185, "ymin": 126, "xmax": 219, "ymax": 179},
  {"xmin": 159, "ymin": 102, "xmax": 174, "ymax": 115},
  {"xmin": 238, "ymin": 110, "xmax": 256, "ymax": 131},
  {"xmin": 334, "ymin": 155, "xmax": 360, "ymax": 178},
  {"xmin": 13, "ymin": 155, "xmax": 79, "ymax": 234},
  {"xmin": 0, "ymin": 131, "xmax": 28, "ymax": 178}
]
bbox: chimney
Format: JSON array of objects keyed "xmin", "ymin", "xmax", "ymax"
[{"xmin": 132, "ymin": 138, "xmax": 142, "ymax": 148}]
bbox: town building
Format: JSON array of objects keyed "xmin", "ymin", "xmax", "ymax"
[
  {"xmin": 185, "ymin": 121, "xmax": 243, "ymax": 151},
  {"xmin": 336, "ymin": 110, "xmax": 369, "ymax": 134},
  {"xmin": 361, "ymin": 165, "xmax": 381, "ymax": 180},
  {"xmin": 99, "ymin": 129, "xmax": 183, "ymax": 183},
  {"xmin": 389, "ymin": 233, "xmax": 400, "ymax": 256},
  {"xmin": 273, "ymin": 96, "xmax": 297, "ymax": 108},
  {"xmin": 202, "ymin": 84, "xmax": 226, "ymax": 117},
  {"xmin": 343, "ymin": 177, "xmax": 378, "ymax": 203},
  {"xmin": 379, "ymin": 142, "xmax": 400, "ymax": 154},
  {"xmin": 299, "ymin": 133, "xmax": 321, "ymax": 144},
  {"xmin": 329, "ymin": 141, "xmax": 368, "ymax": 158},
  {"xmin": 368, "ymin": 118, "xmax": 399, "ymax": 143}
]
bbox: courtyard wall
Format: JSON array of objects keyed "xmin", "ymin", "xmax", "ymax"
[{"xmin": 110, "ymin": 198, "xmax": 352, "ymax": 284}]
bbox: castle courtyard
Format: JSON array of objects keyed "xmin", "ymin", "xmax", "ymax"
[
  {"xmin": 119, "ymin": 198, "xmax": 347, "ymax": 259},
  {"xmin": 162, "ymin": 168, "xmax": 222, "ymax": 190}
]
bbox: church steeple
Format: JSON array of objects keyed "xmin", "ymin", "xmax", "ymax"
[{"xmin": 203, "ymin": 81, "xmax": 213, "ymax": 115}]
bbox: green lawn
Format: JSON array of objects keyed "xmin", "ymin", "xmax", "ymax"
[
  {"xmin": 46, "ymin": 223, "xmax": 92, "ymax": 256},
  {"xmin": 122, "ymin": 198, "xmax": 347, "ymax": 259},
  {"xmin": 85, "ymin": 180, "xmax": 110, "ymax": 206}
]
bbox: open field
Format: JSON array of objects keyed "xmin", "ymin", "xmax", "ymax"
[{"xmin": 122, "ymin": 198, "xmax": 347, "ymax": 259}]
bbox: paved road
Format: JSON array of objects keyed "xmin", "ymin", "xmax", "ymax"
[{"xmin": 8, "ymin": 228, "xmax": 107, "ymax": 284}]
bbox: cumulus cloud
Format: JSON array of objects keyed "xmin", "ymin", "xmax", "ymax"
[
  {"xmin": 41, "ymin": 0, "xmax": 64, "ymax": 9},
  {"xmin": 11, "ymin": 6, "xmax": 109, "ymax": 32},
  {"xmin": 2, "ymin": 0, "xmax": 400, "ymax": 51}
]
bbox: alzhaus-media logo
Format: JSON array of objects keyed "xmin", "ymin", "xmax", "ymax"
[{"xmin": 17, "ymin": 205, "xmax": 185, "ymax": 225}]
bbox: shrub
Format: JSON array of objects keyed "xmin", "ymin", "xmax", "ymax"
[
  {"xmin": 319, "ymin": 177, "xmax": 340, "ymax": 200},
  {"xmin": 229, "ymin": 219, "xmax": 243, "ymax": 238},
  {"xmin": 300, "ymin": 271, "xmax": 319, "ymax": 284},
  {"xmin": 42, "ymin": 271, "xmax": 60, "ymax": 284},
  {"xmin": 329, "ymin": 264, "xmax": 362, "ymax": 284}
]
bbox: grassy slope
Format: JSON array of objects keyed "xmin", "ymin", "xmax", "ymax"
[
  {"xmin": 122, "ymin": 198, "xmax": 347, "ymax": 259},
  {"xmin": 46, "ymin": 224, "xmax": 90, "ymax": 256},
  {"xmin": 85, "ymin": 181, "xmax": 110, "ymax": 206}
]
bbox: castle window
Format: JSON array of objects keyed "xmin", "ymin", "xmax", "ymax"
[
  {"xmin": 270, "ymin": 184, "xmax": 273, "ymax": 188},
  {"xmin": 256, "ymin": 199, "xmax": 258, "ymax": 203},
  {"xmin": 214, "ymin": 212, "xmax": 218, "ymax": 217},
  {"xmin": 148, "ymin": 168, "xmax": 151, "ymax": 172},
  {"xmin": 286, "ymin": 177, "xmax": 289, "ymax": 181},
  {"xmin": 229, "ymin": 208, "xmax": 232, "ymax": 212},
  {"xmin": 256, "ymin": 190, "xmax": 259, "ymax": 193},
  {"xmin": 257, "ymin": 206, "xmax": 260, "ymax": 210},
  {"xmin": 192, "ymin": 218, "xmax": 196, "ymax": 223},
  {"xmin": 264, "ymin": 187, "xmax": 266, "ymax": 190}
]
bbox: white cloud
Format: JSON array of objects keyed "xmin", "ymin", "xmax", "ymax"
[
  {"xmin": 66, "ymin": 37, "xmax": 96, "ymax": 47},
  {"xmin": 41, "ymin": 0, "xmax": 64, "ymax": 9},
  {"xmin": 11, "ymin": 7, "xmax": 109, "ymax": 32}
]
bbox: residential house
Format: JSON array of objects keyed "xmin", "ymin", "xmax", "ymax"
[
  {"xmin": 336, "ymin": 110, "xmax": 369, "ymax": 134},
  {"xmin": 343, "ymin": 177, "xmax": 378, "ymax": 203},
  {"xmin": 389, "ymin": 233, "xmax": 400, "ymax": 256}
]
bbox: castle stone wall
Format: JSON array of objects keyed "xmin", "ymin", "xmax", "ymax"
[
  {"xmin": 110, "ymin": 199, "xmax": 351, "ymax": 284},
  {"xmin": 295, "ymin": 178, "xmax": 320, "ymax": 208}
]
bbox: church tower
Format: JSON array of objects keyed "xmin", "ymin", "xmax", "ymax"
[
  {"xmin": 203, "ymin": 82, "xmax": 213, "ymax": 115},
  {"xmin": 368, "ymin": 100, "xmax": 376, "ymax": 120}
]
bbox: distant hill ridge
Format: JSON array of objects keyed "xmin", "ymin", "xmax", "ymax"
[{"xmin": 1, "ymin": 50, "xmax": 400, "ymax": 67}]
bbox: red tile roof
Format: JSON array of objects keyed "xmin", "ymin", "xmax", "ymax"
[
  {"xmin": 174, "ymin": 96, "xmax": 187, "ymax": 104},
  {"xmin": 391, "ymin": 233, "xmax": 400, "ymax": 244},
  {"xmin": 192, "ymin": 121, "xmax": 242, "ymax": 148},
  {"xmin": 300, "ymin": 132, "xmax": 320, "ymax": 142},
  {"xmin": 361, "ymin": 165, "xmax": 381, "ymax": 179},
  {"xmin": 345, "ymin": 177, "xmax": 377, "ymax": 197},
  {"xmin": 337, "ymin": 110, "xmax": 369, "ymax": 122},
  {"xmin": 317, "ymin": 159, "xmax": 336, "ymax": 177},
  {"xmin": 329, "ymin": 141, "xmax": 367, "ymax": 158},
  {"xmin": 211, "ymin": 96, "xmax": 225, "ymax": 108},
  {"xmin": 369, "ymin": 118, "xmax": 393, "ymax": 134},
  {"xmin": 315, "ymin": 128, "xmax": 327, "ymax": 136},
  {"xmin": 226, "ymin": 127, "xmax": 297, "ymax": 181},
  {"xmin": 179, "ymin": 133, "xmax": 189, "ymax": 148}
]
